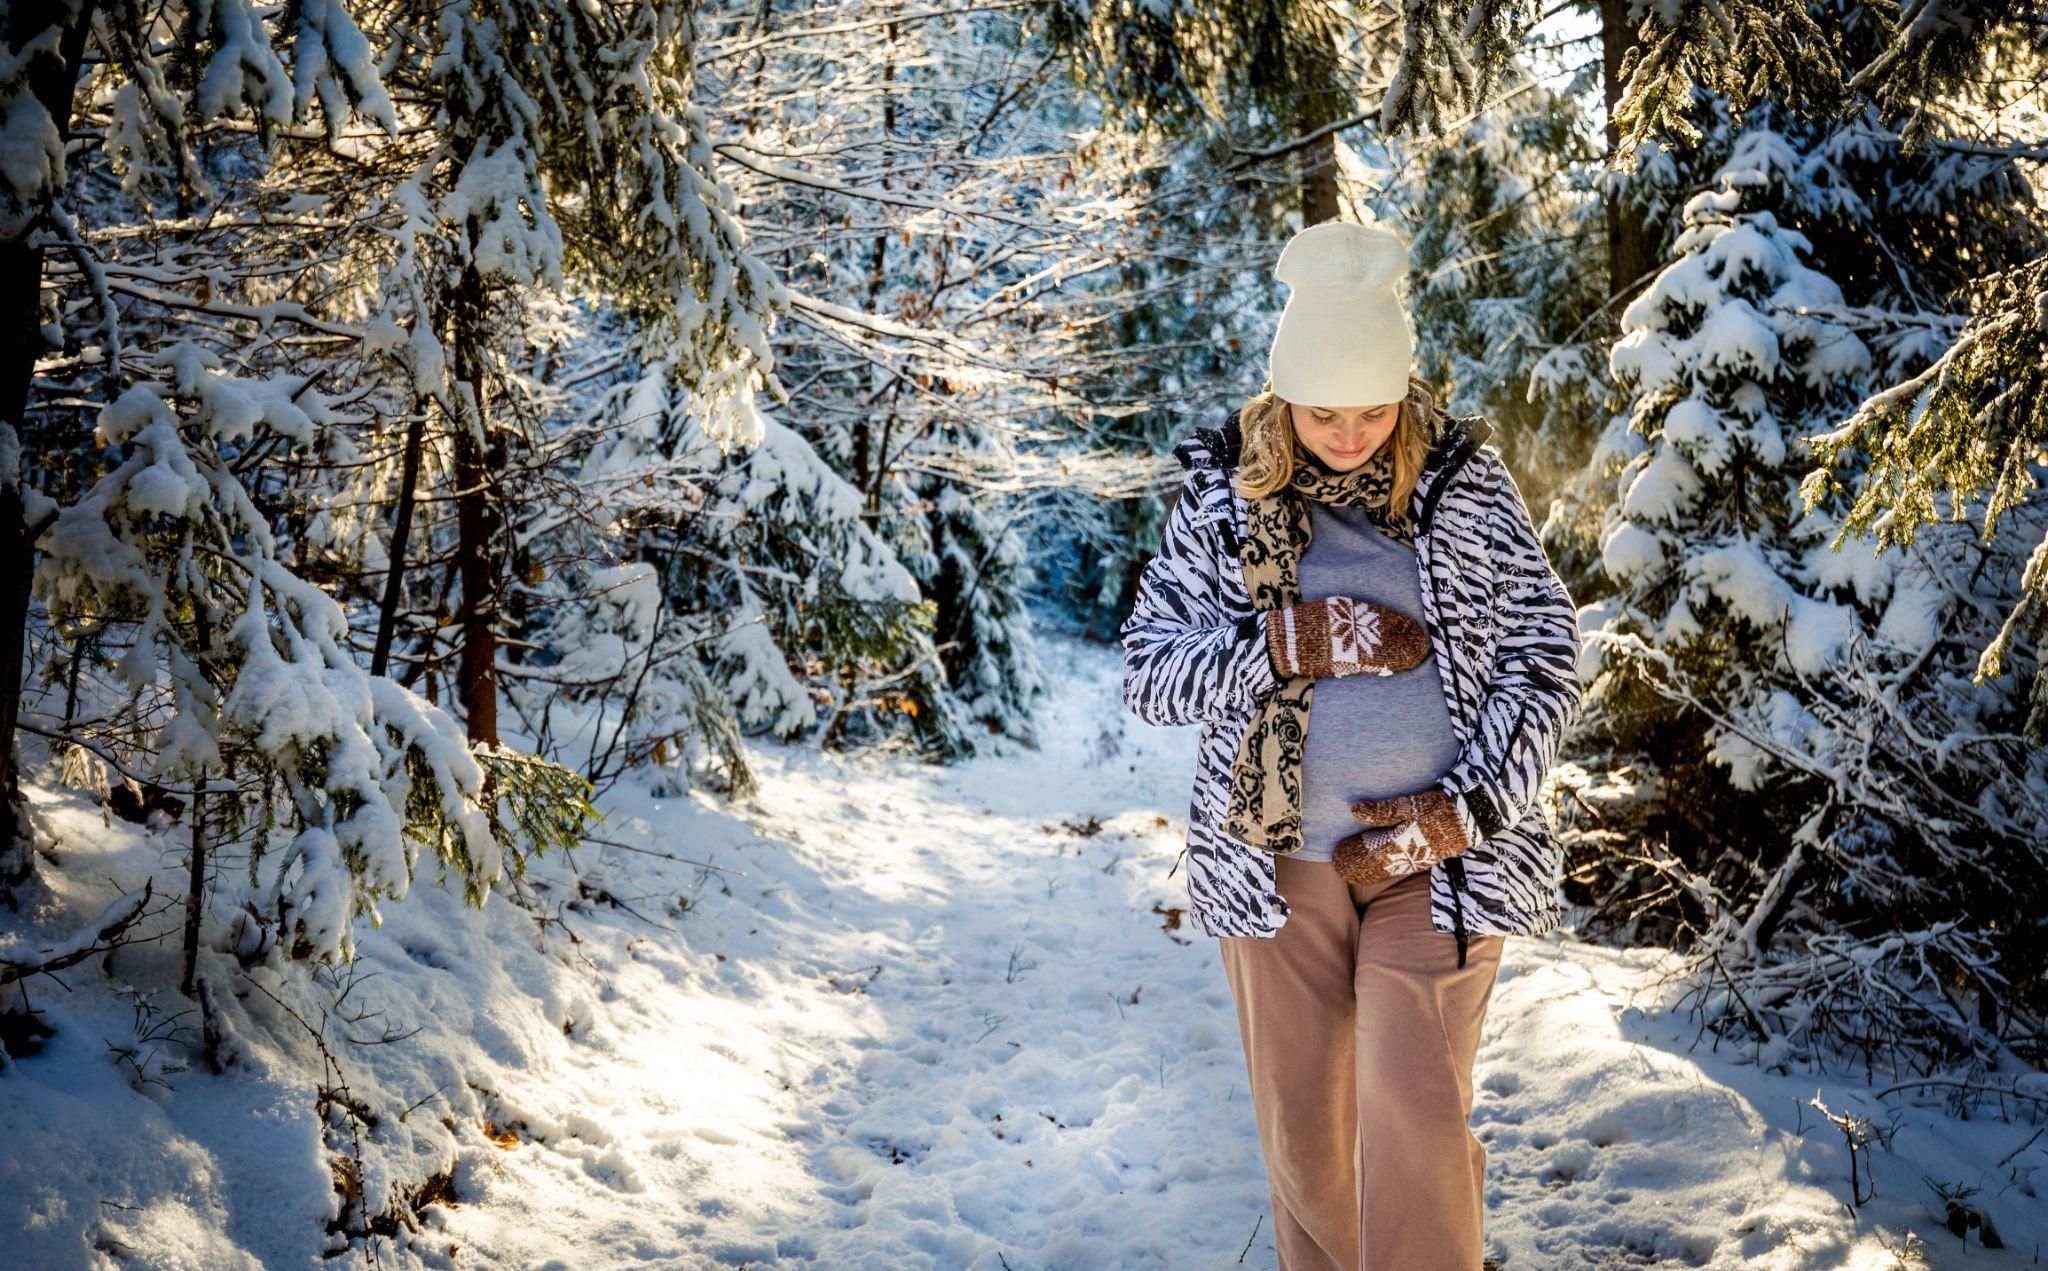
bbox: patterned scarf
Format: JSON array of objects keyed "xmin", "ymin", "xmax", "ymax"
[{"xmin": 1222, "ymin": 408, "xmax": 1445, "ymax": 856}]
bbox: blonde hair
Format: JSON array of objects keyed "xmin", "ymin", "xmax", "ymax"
[{"xmin": 1232, "ymin": 372, "xmax": 1446, "ymax": 522}]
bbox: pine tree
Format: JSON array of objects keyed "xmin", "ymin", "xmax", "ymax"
[
  {"xmin": 569, "ymin": 366, "xmax": 932, "ymax": 779},
  {"xmin": 703, "ymin": 0, "xmax": 1128, "ymax": 755},
  {"xmin": 905, "ymin": 440, "xmax": 1047, "ymax": 749},
  {"xmin": 1394, "ymin": 68, "xmax": 1611, "ymax": 502},
  {"xmin": 0, "ymin": 0, "xmax": 395, "ymax": 896},
  {"xmin": 3, "ymin": 2, "xmax": 609, "ymax": 974},
  {"xmin": 39, "ymin": 350, "xmax": 515, "ymax": 967},
  {"xmin": 1387, "ymin": 0, "xmax": 2048, "ymax": 752},
  {"xmin": 1580, "ymin": 105, "xmax": 2048, "ymax": 1060},
  {"xmin": 1590, "ymin": 120, "xmax": 1877, "ymax": 796},
  {"xmin": 348, "ymin": 0, "xmax": 780, "ymax": 751}
]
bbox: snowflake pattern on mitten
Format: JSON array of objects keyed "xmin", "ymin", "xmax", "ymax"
[
  {"xmin": 1266, "ymin": 595, "xmax": 1428, "ymax": 681},
  {"xmin": 1331, "ymin": 787, "xmax": 1473, "ymax": 887}
]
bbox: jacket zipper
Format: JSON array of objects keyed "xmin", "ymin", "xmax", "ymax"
[
  {"xmin": 1419, "ymin": 427, "xmax": 1484, "ymax": 968},
  {"xmin": 1216, "ymin": 515, "xmax": 1242, "ymax": 559},
  {"xmin": 1416, "ymin": 427, "xmax": 1483, "ymax": 538}
]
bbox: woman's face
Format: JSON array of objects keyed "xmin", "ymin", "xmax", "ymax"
[{"xmin": 1289, "ymin": 400, "xmax": 1401, "ymax": 473}]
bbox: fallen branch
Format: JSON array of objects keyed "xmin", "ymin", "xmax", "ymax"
[
  {"xmin": 0, "ymin": 880, "xmax": 155, "ymax": 986},
  {"xmin": 582, "ymin": 835, "xmax": 747, "ymax": 876}
]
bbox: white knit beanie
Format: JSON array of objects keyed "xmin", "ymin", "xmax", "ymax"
[{"xmin": 1267, "ymin": 221, "xmax": 1415, "ymax": 408}]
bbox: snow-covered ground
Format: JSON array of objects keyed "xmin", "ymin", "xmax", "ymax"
[{"xmin": 1, "ymin": 627, "xmax": 2041, "ymax": 1269}]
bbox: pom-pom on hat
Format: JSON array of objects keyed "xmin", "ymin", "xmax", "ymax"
[{"xmin": 1267, "ymin": 221, "xmax": 1415, "ymax": 408}]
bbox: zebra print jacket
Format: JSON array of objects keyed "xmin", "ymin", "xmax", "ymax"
[{"xmin": 1120, "ymin": 409, "xmax": 1584, "ymax": 956}]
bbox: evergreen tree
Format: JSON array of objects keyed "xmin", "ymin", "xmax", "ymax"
[
  {"xmin": 1400, "ymin": 0, "xmax": 2048, "ymax": 739},
  {"xmin": 1589, "ymin": 119, "xmax": 1879, "ymax": 801},
  {"xmin": 0, "ymin": 1, "xmax": 603, "ymax": 991},
  {"xmin": 904, "ymin": 434, "xmax": 1047, "ymax": 747},
  {"xmin": 568, "ymin": 366, "xmax": 931, "ymax": 780},
  {"xmin": 360, "ymin": 0, "xmax": 780, "ymax": 750},
  {"xmin": 701, "ymin": 0, "xmax": 1134, "ymax": 756},
  {"xmin": 0, "ymin": 0, "xmax": 392, "ymax": 893},
  {"xmin": 1393, "ymin": 67, "xmax": 1611, "ymax": 503},
  {"xmin": 39, "ymin": 349, "xmax": 519, "ymax": 970},
  {"xmin": 1376, "ymin": 0, "xmax": 2046, "ymax": 1064},
  {"xmin": 1579, "ymin": 108, "xmax": 2048, "ymax": 1062}
]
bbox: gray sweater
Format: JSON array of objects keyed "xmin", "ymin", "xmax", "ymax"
[{"xmin": 1292, "ymin": 499, "xmax": 1463, "ymax": 863}]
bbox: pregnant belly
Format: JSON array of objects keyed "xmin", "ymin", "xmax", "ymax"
[{"xmin": 1295, "ymin": 661, "xmax": 1464, "ymax": 861}]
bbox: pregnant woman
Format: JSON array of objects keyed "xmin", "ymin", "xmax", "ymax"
[{"xmin": 1120, "ymin": 220, "xmax": 1584, "ymax": 1269}]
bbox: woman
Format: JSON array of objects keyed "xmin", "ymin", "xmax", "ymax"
[{"xmin": 1119, "ymin": 220, "xmax": 1583, "ymax": 1270}]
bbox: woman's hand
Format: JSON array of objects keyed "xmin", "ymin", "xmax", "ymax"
[
  {"xmin": 1264, "ymin": 596, "xmax": 1428, "ymax": 681},
  {"xmin": 1330, "ymin": 787, "xmax": 1472, "ymax": 886}
]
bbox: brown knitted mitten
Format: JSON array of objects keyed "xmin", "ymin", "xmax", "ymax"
[
  {"xmin": 1331, "ymin": 787, "xmax": 1472, "ymax": 886},
  {"xmin": 1264, "ymin": 596, "xmax": 1428, "ymax": 680}
]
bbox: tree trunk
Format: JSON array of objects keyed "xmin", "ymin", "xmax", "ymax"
[
  {"xmin": 449, "ymin": 266, "xmax": 499, "ymax": 748},
  {"xmin": 857, "ymin": 23, "xmax": 899, "ymax": 525},
  {"xmin": 179, "ymin": 610, "xmax": 213, "ymax": 997},
  {"xmin": 0, "ymin": 3, "xmax": 97, "ymax": 897},
  {"xmin": 1599, "ymin": 0, "xmax": 1655, "ymax": 307},
  {"xmin": 180, "ymin": 768, "xmax": 207, "ymax": 996},
  {"xmin": 0, "ymin": 469, "xmax": 33, "ymax": 893},
  {"xmin": 1298, "ymin": 24, "xmax": 1345, "ymax": 227},
  {"xmin": 1301, "ymin": 132, "xmax": 1341, "ymax": 227},
  {"xmin": 370, "ymin": 412, "xmax": 427, "ymax": 679}
]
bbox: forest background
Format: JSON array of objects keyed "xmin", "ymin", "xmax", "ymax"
[{"xmin": 0, "ymin": 0, "xmax": 2044, "ymax": 1258}]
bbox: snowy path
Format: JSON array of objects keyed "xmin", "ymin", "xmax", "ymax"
[
  {"xmin": 7, "ymin": 631, "xmax": 2041, "ymax": 1268},
  {"xmin": 430, "ymin": 630, "xmax": 2042, "ymax": 1269},
  {"xmin": 434, "ymin": 632, "xmax": 1281, "ymax": 1268}
]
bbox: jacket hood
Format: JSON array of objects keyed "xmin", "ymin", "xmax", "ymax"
[{"xmin": 1172, "ymin": 406, "xmax": 1493, "ymax": 473}]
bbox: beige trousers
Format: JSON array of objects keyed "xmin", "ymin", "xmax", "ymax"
[{"xmin": 1218, "ymin": 854, "xmax": 1505, "ymax": 1271}]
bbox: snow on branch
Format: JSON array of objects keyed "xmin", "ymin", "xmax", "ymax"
[{"xmin": 0, "ymin": 880, "xmax": 155, "ymax": 986}]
